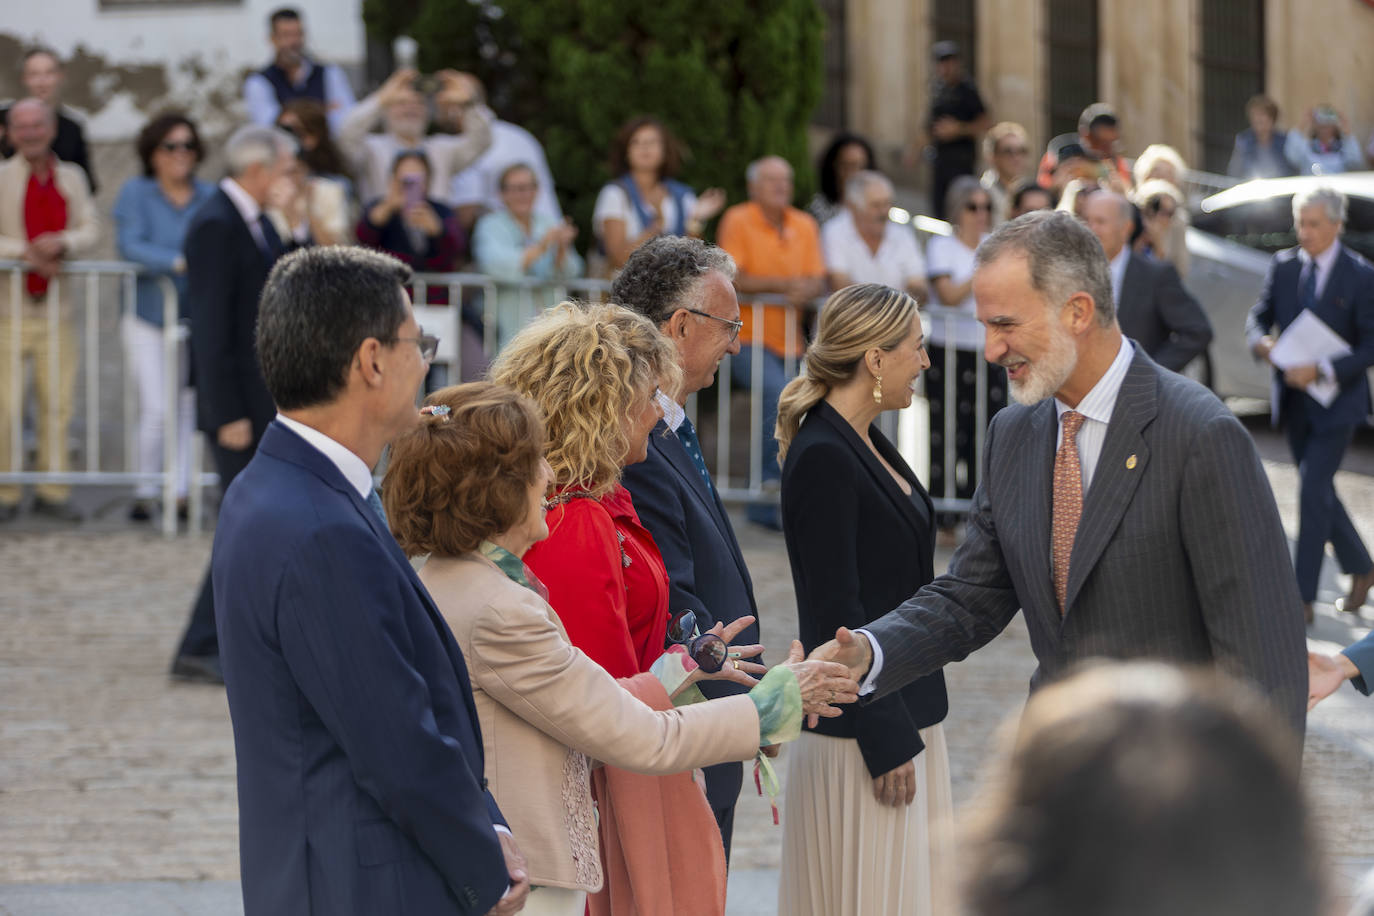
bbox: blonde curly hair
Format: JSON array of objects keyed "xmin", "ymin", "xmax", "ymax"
[{"xmin": 490, "ymin": 301, "xmax": 681, "ymax": 498}]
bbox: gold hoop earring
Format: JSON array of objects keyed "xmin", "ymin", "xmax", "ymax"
[{"xmin": 873, "ymin": 374, "xmax": 884, "ymax": 405}]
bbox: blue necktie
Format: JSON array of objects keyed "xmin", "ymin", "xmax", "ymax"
[
  {"xmin": 366, "ymin": 488, "xmax": 388, "ymax": 527},
  {"xmin": 675, "ymin": 417, "xmax": 714, "ymax": 494},
  {"xmin": 257, "ymin": 213, "xmax": 284, "ymax": 259},
  {"xmin": 1299, "ymin": 262, "xmax": 1317, "ymax": 313}
]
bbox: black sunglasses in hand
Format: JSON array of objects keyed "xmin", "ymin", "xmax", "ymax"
[{"xmin": 667, "ymin": 608, "xmax": 729, "ymax": 673}]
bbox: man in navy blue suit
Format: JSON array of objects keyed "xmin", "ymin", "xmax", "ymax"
[
  {"xmin": 614, "ymin": 236, "xmax": 763, "ymax": 860},
  {"xmin": 1248, "ymin": 185, "xmax": 1374, "ymax": 623},
  {"xmin": 214, "ymin": 246, "xmax": 528, "ymax": 915}
]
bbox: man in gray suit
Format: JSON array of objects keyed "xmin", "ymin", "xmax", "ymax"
[
  {"xmin": 813, "ymin": 210, "xmax": 1307, "ymax": 735},
  {"xmin": 1082, "ymin": 191, "xmax": 1212, "ymax": 372}
]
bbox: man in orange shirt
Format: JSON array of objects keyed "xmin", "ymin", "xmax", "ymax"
[{"xmin": 717, "ymin": 155, "xmax": 824, "ymax": 529}]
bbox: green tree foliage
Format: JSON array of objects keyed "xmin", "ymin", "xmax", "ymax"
[{"xmin": 362, "ymin": 0, "xmax": 824, "ymax": 243}]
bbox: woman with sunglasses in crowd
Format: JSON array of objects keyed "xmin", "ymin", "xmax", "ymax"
[
  {"xmin": 774, "ymin": 284, "xmax": 954, "ymax": 916},
  {"xmin": 384, "ymin": 380, "xmax": 851, "ymax": 916},
  {"xmin": 273, "ymin": 98, "xmax": 354, "ymax": 246},
  {"xmin": 113, "ymin": 112, "xmax": 215, "ymax": 522},
  {"xmin": 487, "ymin": 303, "xmax": 855, "ymax": 915},
  {"xmin": 924, "ymin": 175, "xmax": 1007, "ymax": 539}
]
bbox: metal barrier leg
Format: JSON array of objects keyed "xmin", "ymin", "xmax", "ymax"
[{"xmin": 160, "ymin": 278, "xmax": 179, "ymax": 538}]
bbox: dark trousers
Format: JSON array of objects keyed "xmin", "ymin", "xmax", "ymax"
[
  {"xmin": 926, "ymin": 342, "xmax": 1006, "ymax": 526},
  {"xmin": 713, "ymin": 803, "xmax": 736, "ymax": 865},
  {"xmin": 1287, "ymin": 408, "xmax": 1373, "ymax": 601},
  {"xmin": 174, "ymin": 437, "xmax": 258, "ymax": 659}
]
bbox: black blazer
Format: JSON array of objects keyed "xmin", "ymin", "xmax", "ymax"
[
  {"xmin": 1117, "ymin": 252, "xmax": 1212, "ymax": 372},
  {"xmin": 781, "ymin": 400, "xmax": 948, "ymax": 778},
  {"xmin": 184, "ymin": 189, "xmax": 283, "ymax": 437},
  {"xmin": 622, "ymin": 419, "xmax": 761, "ymax": 812}
]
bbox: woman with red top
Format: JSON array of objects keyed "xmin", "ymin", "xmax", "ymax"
[{"xmin": 491, "ymin": 302, "xmax": 790, "ymax": 916}]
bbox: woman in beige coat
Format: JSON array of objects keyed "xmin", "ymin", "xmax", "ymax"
[{"xmin": 383, "ymin": 381, "xmax": 857, "ymax": 916}]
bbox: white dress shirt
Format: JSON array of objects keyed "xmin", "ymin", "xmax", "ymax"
[
  {"xmin": 820, "ymin": 210, "xmax": 926, "ymax": 292},
  {"xmin": 219, "ymin": 177, "xmax": 268, "ymax": 251},
  {"xmin": 275, "ymin": 414, "xmax": 373, "ymax": 498},
  {"xmin": 1299, "ymin": 240, "xmax": 1342, "ymax": 301},
  {"xmin": 655, "ymin": 389, "xmax": 686, "ymax": 433},
  {"xmin": 857, "ymin": 338, "xmax": 1135, "ymax": 695},
  {"xmin": 449, "ymin": 120, "xmax": 562, "ymax": 221},
  {"xmin": 242, "ymin": 60, "xmax": 357, "ymax": 134}
]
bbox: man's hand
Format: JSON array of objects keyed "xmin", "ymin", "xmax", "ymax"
[
  {"xmin": 1284, "ymin": 364, "xmax": 1320, "ymax": 389},
  {"xmin": 1253, "ymin": 335, "xmax": 1275, "ymax": 364},
  {"xmin": 217, "ymin": 418, "xmax": 253, "ymax": 451},
  {"xmin": 380, "ymin": 68, "xmax": 420, "ymax": 106},
  {"xmin": 809, "ymin": 627, "xmax": 873, "ymax": 681},
  {"xmin": 486, "ymin": 830, "xmax": 529, "ymax": 916},
  {"xmin": 781, "ymin": 639, "xmax": 859, "ymax": 719},
  {"xmin": 1308, "ymin": 650, "xmax": 1358, "ymax": 711},
  {"xmin": 873, "ymin": 759, "xmax": 916, "ymax": 808},
  {"xmin": 931, "ymin": 115, "xmax": 961, "ymax": 142}
]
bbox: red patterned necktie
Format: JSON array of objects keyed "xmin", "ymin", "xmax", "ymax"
[{"xmin": 1052, "ymin": 410, "xmax": 1086, "ymax": 614}]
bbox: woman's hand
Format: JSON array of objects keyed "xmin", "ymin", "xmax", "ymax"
[
  {"xmin": 404, "ymin": 202, "xmax": 444, "ymax": 238},
  {"xmin": 692, "ymin": 188, "xmax": 727, "ymax": 223},
  {"xmin": 872, "ymin": 760, "xmax": 916, "ymax": 807},
  {"xmin": 688, "ymin": 614, "xmax": 766, "ymax": 688},
  {"xmin": 782, "ymin": 639, "xmax": 859, "ymax": 718}
]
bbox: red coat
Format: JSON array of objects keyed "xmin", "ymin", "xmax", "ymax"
[{"xmin": 524, "ymin": 484, "xmax": 670, "ymax": 678}]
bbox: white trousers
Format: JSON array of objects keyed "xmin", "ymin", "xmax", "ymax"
[
  {"xmin": 121, "ymin": 314, "xmax": 195, "ymax": 499},
  {"xmin": 520, "ymin": 886, "xmax": 586, "ymax": 916}
]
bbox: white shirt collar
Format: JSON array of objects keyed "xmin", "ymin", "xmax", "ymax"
[
  {"xmin": 1055, "ymin": 336, "xmax": 1134, "ymax": 427},
  {"xmin": 219, "ymin": 177, "xmax": 262, "ymax": 225},
  {"xmin": 276, "ymin": 414, "xmax": 375, "ymax": 499},
  {"xmin": 1298, "ymin": 240, "xmax": 1342, "ymax": 274},
  {"xmin": 655, "ymin": 389, "xmax": 686, "ymax": 432}
]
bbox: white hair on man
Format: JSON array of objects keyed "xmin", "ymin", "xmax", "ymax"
[
  {"xmin": 843, "ymin": 170, "xmax": 893, "ymax": 208},
  {"xmin": 745, "ymin": 155, "xmax": 791, "ymax": 185},
  {"xmin": 224, "ymin": 124, "xmax": 298, "ymax": 178},
  {"xmin": 1292, "ymin": 185, "xmax": 1347, "ymax": 226}
]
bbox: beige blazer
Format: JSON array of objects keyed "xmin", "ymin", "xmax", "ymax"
[
  {"xmin": 421, "ymin": 552, "xmax": 761, "ymax": 892},
  {"xmin": 0, "ymin": 155, "xmax": 101, "ymax": 318}
]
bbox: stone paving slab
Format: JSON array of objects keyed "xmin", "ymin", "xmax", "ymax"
[{"xmin": 2, "ymin": 429, "xmax": 1374, "ymax": 914}]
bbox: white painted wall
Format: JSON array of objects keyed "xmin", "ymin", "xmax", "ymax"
[{"xmin": 4, "ymin": 0, "xmax": 366, "ymax": 140}]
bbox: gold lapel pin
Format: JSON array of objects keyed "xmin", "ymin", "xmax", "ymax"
[{"xmin": 1126, "ymin": 454, "xmax": 1138, "ymax": 470}]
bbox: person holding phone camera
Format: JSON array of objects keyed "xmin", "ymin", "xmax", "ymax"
[{"xmin": 338, "ymin": 67, "xmax": 492, "ymax": 207}]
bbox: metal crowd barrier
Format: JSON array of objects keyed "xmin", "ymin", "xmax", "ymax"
[
  {"xmin": 0, "ymin": 260, "xmax": 203, "ymax": 537},
  {"xmin": 408, "ymin": 274, "xmax": 992, "ymax": 515}
]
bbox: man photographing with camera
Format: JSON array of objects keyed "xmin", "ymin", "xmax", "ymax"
[{"xmin": 337, "ymin": 67, "xmax": 493, "ymax": 207}]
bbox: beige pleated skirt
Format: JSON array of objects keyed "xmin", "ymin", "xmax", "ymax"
[{"xmin": 777, "ymin": 726, "xmax": 956, "ymax": 916}]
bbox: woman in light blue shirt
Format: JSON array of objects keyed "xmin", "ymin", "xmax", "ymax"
[
  {"xmin": 473, "ymin": 163, "xmax": 584, "ymax": 345},
  {"xmin": 113, "ymin": 113, "xmax": 215, "ymax": 521}
]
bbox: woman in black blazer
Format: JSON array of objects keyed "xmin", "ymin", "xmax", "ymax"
[{"xmin": 775, "ymin": 283, "xmax": 953, "ymax": 916}]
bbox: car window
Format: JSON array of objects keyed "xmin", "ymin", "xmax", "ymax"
[{"xmin": 1192, "ymin": 195, "xmax": 1374, "ymax": 260}]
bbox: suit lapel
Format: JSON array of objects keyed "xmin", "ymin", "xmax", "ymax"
[
  {"xmin": 651, "ymin": 422, "xmax": 755, "ymax": 591},
  {"xmin": 813, "ymin": 402, "xmax": 927, "ymax": 540},
  {"xmin": 1313, "ymin": 249, "xmax": 1355, "ymax": 332},
  {"xmin": 1021, "ymin": 400, "xmax": 1060, "ymax": 624},
  {"xmin": 1064, "ymin": 350, "xmax": 1158, "ymax": 612}
]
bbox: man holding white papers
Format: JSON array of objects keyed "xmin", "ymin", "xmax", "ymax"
[{"xmin": 1247, "ymin": 185, "xmax": 1374, "ymax": 623}]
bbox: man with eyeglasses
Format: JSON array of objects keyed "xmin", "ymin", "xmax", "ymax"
[
  {"xmin": 614, "ymin": 236, "xmax": 765, "ymax": 862},
  {"xmin": 213, "ymin": 245, "xmax": 528, "ymax": 916},
  {"xmin": 171, "ymin": 124, "xmax": 304, "ymax": 684}
]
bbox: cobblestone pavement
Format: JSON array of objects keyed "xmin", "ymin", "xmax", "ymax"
[{"xmin": 3, "ymin": 428, "xmax": 1374, "ymax": 914}]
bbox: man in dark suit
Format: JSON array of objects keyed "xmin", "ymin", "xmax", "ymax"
[
  {"xmin": 171, "ymin": 124, "xmax": 299, "ymax": 683},
  {"xmin": 614, "ymin": 236, "xmax": 760, "ymax": 860},
  {"xmin": 812, "ymin": 210, "xmax": 1308, "ymax": 740},
  {"xmin": 216, "ymin": 245, "xmax": 528, "ymax": 915},
  {"xmin": 1083, "ymin": 190, "xmax": 1212, "ymax": 372},
  {"xmin": 1247, "ymin": 185, "xmax": 1374, "ymax": 623}
]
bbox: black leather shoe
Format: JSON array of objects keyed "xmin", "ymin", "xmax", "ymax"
[
  {"xmin": 32, "ymin": 497, "xmax": 82, "ymax": 522},
  {"xmin": 170, "ymin": 654, "xmax": 224, "ymax": 685},
  {"xmin": 0, "ymin": 502, "xmax": 17, "ymax": 522},
  {"xmin": 129, "ymin": 500, "xmax": 153, "ymax": 522},
  {"xmin": 1337, "ymin": 570, "xmax": 1374, "ymax": 614}
]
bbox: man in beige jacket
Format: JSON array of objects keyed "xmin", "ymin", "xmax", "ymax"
[{"xmin": 0, "ymin": 98, "xmax": 100, "ymax": 520}]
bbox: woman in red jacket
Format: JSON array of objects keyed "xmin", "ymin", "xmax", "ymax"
[{"xmin": 490, "ymin": 302, "xmax": 788, "ymax": 916}]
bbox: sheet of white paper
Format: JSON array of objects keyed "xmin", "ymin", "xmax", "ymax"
[{"xmin": 1269, "ymin": 310, "xmax": 1351, "ymax": 408}]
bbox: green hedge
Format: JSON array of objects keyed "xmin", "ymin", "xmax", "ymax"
[{"xmin": 362, "ymin": 0, "xmax": 824, "ymax": 244}]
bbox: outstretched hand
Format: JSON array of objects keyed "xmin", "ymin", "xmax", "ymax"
[
  {"xmin": 1308, "ymin": 650, "xmax": 1357, "ymax": 710},
  {"xmin": 783, "ymin": 639, "xmax": 859, "ymax": 719}
]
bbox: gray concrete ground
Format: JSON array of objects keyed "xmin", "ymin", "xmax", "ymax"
[{"xmin": 3, "ymin": 419, "xmax": 1374, "ymax": 914}]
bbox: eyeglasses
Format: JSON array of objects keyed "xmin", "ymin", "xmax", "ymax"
[
  {"xmin": 666, "ymin": 608, "xmax": 730, "ymax": 673},
  {"xmin": 502, "ymin": 182, "xmax": 538, "ymax": 193},
  {"xmin": 388, "ymin": 330, "xmax": 440, "ymax": 362},
  {"xmin": 997, "ymin": 146, "xmax": 1030, "ymax": 156},
  {"xmin": 684, "ymin": 308, "xmax": 743, "ymax": 343},
  {"xmin": 965, "ymin": 201, "xmax": 992, "ymax": 212},
  {"xmin": 158, "ymin": 141, "xmax": 198, "ymax": 153}
]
